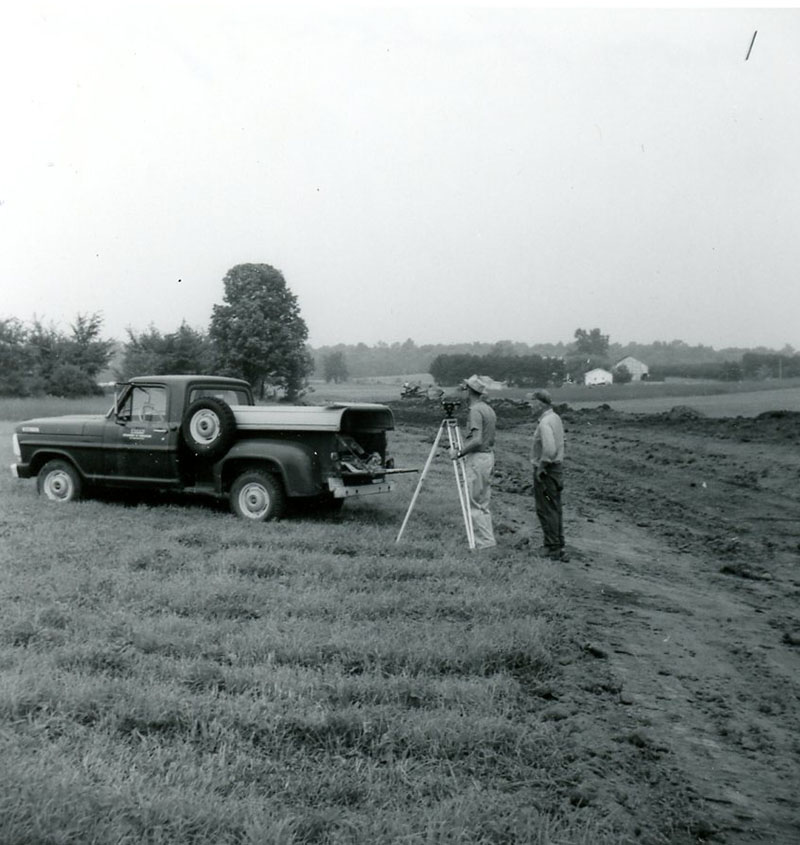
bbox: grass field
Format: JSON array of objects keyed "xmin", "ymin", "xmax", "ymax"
[
  {"xmin": 2, "ymin": 387, "xmax": 794, "ymax": 843},
  {"xmin": 0, "ymin": 413, "xmax": 614, "ymax": 845}
]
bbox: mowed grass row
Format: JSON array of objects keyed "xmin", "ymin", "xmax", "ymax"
[{"xmin": 0, "ymin": 420, "xmax": 615, "ymax": 845}]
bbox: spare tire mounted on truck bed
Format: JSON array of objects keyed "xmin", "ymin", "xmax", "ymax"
[{"xmin": 182, "ymin": 396, "xmax": 237, "ymax": 459}]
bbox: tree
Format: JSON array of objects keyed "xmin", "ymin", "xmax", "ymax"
[
  {"xmin": 120, "ymin": 322, "xmax": 215, "ymax": 379},
  {"xmin": 27, "ymin": 317, "xmax": 63, "ymax": 387},
  {"xmin": 65, "ymin": 312, "xmax": 115, "ymax": 377},
  {"xmin": 573, "ymin": 328, "xmax": 610, "ymax": 357},
  {"xmin": 323, "ymin": 350, "xmax": 349, "ymax": 383},
  {"xmin": 120, "ymin": 326, "xmax": 169, "ymax": 379},
  {"xmin": 612, "ymin": 364, "xmax": 632, "ymax": 384},
  {"xmin": 209, "ymin": 264, "xmax": 312, "ymax": 400},
  {"xmin": 47, "ymin": 363, "xmax": 101, "ymax": 397},
  {"xmin": 0, "ymin": 317, "xmax": 32, "ymax": 395}
]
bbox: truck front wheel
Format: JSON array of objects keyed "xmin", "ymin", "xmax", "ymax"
[
  {"xmin": 230, "ymin": 470, "xmax": 286, "ymax": 522},
  {"xmin": 37, "ymin": 459, "xmax": 83, "ymax": 503}
]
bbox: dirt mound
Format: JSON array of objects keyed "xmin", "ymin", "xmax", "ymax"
[
  {"xmin": 662, "ymin": 404, "xmax": 705, "ymax": 420},
  {"xmin": 756, "ymin": 409, "xmax": 800, "ymax": 420}
]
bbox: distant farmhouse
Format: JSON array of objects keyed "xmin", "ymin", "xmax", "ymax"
[
  {"xmin": 612, "ymin": 356, "xmax": 649, "ymax": 381},
  {"xmin": 584, "ymin": 367, "xmax": 614, "ymax": 387}
]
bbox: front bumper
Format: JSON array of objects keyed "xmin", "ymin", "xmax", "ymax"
[{"xmin": 10, "ymin": 463, "xmax": 33, "ymax": 479}]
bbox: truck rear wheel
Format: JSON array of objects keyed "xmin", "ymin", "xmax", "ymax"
[
  {"xmin": 182, "ymin": 397, "xmax": 237, "ymax": 459},
  {"xmin": 230, "ymin": 470, "xmax": 286, "ymax": 522},
  {"xmin": 37, "ymin": 459, "xmax": 82, "ymax": 503}
]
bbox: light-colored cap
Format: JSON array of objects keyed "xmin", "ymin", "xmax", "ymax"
[{"xmin": 462, "ymin": 374, "xmax": 488, "ymax": 395}]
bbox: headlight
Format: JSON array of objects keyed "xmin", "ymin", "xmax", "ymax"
[{"xmin": 12, "ymin": 433, "xmax": 21, "ymax": 461}]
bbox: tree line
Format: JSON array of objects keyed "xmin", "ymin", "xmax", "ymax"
[
  {"xmin": 3, "ymin": 276, "xmax": 798, "ymax": 398},
  {"xmin": 0, "ymin": 313, "xmax": 115, "ymax": 397},
  {"xmin": 1, "ymin": 264, "xmax": 312, "ymax": 399},
  {"xmin": 429, "ymin": 354, "xmax": 567, "ymax": 387},
  {"xmin": 314, "ymin": 335, "xmax": 799, "ymax": 384}
]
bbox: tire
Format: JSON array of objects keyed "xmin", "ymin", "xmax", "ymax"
[
  {"xmin": 182, "ymin": 397, "xmax": 237, "ymax": 459},
  {"xmin": 230, "ymin": 470, "xmax": 286, "ymax": 522},
  {"xmin": 37, "ymin": 459, "xmax": 83, "ymax": 503}
]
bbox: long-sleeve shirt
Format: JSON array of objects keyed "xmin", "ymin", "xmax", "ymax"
[{"xmin": 531, "ymin": 408, "xmax": 565, "ymax": 467}]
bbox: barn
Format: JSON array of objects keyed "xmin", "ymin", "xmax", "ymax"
[
  {"xmin": 613, "ymin": 356, "xmax": 649, "ymax": 381},
  {"xmin": 584, "ymin": 368, "xmax": 614, "ymax": 387}
]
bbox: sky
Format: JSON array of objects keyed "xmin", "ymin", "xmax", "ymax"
[{"xmin": 2, "ymin": 1, "xmax": 799, "ymax": 351}]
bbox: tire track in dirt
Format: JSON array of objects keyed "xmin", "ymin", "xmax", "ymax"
[
  {"xmin": 564, "ymin": 517, "xmax": 800, "ymax": 843},
  {"xmin": 489, "ymin": 408, "xmax": 800, "ymax": 844}
]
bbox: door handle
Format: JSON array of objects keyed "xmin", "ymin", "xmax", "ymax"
[{"xmin": 153, "ymin": 428, "xmax": 168, "ymax": 434}]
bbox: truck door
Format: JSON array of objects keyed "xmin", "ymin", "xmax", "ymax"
[{"xmin": 104, "ymin": 384, "xmax": 181, "ymax": 484}]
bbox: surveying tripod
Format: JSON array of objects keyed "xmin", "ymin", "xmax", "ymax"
[{"xmin": 396, "ymin": 406, "xmax": 475, "ymax": 549}]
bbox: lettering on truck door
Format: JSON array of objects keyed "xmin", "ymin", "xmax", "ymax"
[{"xmin": 103, "ymin": 385, "xmax": 180, "ymax": 484}]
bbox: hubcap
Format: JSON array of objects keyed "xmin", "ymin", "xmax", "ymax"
[
  {"xmin": 238, "ymin": 482, "xmax": 271, "ymax": 519},
  {"xmin": 190, "ymin": 410, "xmax": 220, "ymax": 445},
  {"xmin": 44, "ymin": 470, "xmax": 74, "ymax": 501}
]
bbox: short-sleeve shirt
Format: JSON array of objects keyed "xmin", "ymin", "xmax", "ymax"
[
  {"xmin": 465, "ymin": 401, "xmax": 496, "ymax": 452},
  {"xmin": 531, "ymin": 408, "xmax": 565, "ymax": 466}
]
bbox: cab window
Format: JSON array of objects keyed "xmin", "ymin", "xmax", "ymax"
[{"xmin": 189, "ymin": 387, "xmax": 250, "ymax": 406}]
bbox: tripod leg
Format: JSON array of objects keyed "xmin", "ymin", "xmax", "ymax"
[
  {"xmin": 446, "ymin": 423, "xmax": 470, "ymax": 542},
  {"xmin": 457, "ymin": 432, "xmax": 476, "ymax": 549},
  {"xmin": 449, "ymin": 423, "xmax": 475, "ymax": 549},
  {"xmin": 396, "ymin": 422, "xmax": 446, "ymax": 543}
]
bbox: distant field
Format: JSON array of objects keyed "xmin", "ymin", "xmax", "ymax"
[
  {"xmin": 310, "ymin": 378, "xmax": 800, "ymax": 418},
  {"xmin": 2, "ymin": 378, "xmax": 799, "ymax": 422},
  {"xmin": 0, "ymin": 395, "xmax": 112, "ymax": 421}
]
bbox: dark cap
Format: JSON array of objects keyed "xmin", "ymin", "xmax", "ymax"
[{"xmin": 526, "ymin": 389, "xmax": 552, "ymax": 405}]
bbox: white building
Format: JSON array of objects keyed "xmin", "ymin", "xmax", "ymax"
[
  {"xmin": 584, "ymin": 368, "xmax": 614, "ymax": 387},
  {"xmin": 613, "ymin": 356, "xmax": 649, "ymax": 381}
]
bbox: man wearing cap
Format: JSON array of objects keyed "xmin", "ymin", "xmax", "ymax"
[
  {"xmin": 527, "ymin": 389, "xmax": 568, "ymax": 561},
  {"xmin": 450, "ymin": 374, "xmax": 497, "ymax": 549}
]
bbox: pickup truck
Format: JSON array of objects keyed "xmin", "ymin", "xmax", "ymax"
[{"xmin": 10, "ymin": 374, "xmax": 402, "ymax": 521}]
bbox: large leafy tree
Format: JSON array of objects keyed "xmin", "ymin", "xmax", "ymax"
[{"xmin": 209, "ymin": 264, "xmax": 312, "ymax": 399}]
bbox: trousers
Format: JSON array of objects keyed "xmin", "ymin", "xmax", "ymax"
[
  {"xmin": 465, "ymin": 452, "xmax": 496, "ymax": 548},
  {"xmin": 533, "ymin": 463, "xmax": 564, "ymax": 552}
]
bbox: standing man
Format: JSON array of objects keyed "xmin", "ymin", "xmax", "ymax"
[
  {"xmin": 450, "ymin": 374, "xmax": 497, "ymax": 550},
  {"xmin": 527, "ymin": 389, "xmax": 568, "ymax": 561}
]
